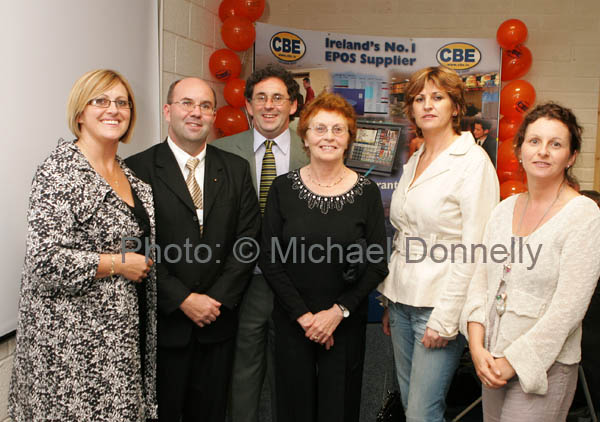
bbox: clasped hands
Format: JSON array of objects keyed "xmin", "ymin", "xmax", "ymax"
[
  {"xmin": 470, "ymin": 346, "xmax": 516, "ymax": 389},
  {"xmin": 180, "ymin": 293, "xmax": 222, "ymax": 328},
  {"xmin": 297, "ymin": 306, "xmax": 344, "ymax": 351}
]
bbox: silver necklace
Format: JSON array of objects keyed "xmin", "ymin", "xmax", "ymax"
[{"xmin": 495, "ymin": 181, "xmax": 566, "ymax": 316}]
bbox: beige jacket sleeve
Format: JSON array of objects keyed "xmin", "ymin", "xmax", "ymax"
[{"xmin": 427, "ymin": 154, "xmax": 499, "ymax": 339}]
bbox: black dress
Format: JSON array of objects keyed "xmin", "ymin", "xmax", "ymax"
[{"xmin": 260, "ymin": 170, "xmax": 389, "ymax": 422}]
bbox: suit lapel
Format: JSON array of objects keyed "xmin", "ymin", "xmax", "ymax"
[
  {"xmin": 289, "ymin": 131, "xmax": 308, "ymax": 171},
  {"xmin": 238, "ymin": 131, "xmax": 257, "ymax": 189},
  {"xmin": 203, "ymin": 145, "xmax": 224, "ymax": 220},
  {"xmin": 155, "ymin": 141, "xmax": 196, "ymax": 213}
]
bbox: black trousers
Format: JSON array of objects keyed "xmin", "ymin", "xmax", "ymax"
[
  {"xmin": 273, "ymin": 307, "xmax": 367, "ymax": 422},
  {"xmin": 581, "ymin": 281, "xmax": 600, "ymax": 407},
  {"xmin": 157, "ymin": 336, "xmax": 235, "ymax": 422}
]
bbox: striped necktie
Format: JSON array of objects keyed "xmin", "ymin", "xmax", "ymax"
[
  {"xmin": 259, "ymin": 140, "xmax": 276, "ymax": 214},
  {"xmin": 185, "ymin": 157, "xmax": 203, "ymax": 209}
]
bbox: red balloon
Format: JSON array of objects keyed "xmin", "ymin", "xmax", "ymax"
[
  {"xmin": 497, "ymin": 19, "xmax": 528, "ymax": 49},
  {"xmin": 219, "ymin": 0, "xmax": 238, "ymax": 22},
  {"xmin": 209, "ymin": 49, "xmax": 241, "ymax": 81},
  {"xmin": 234, "ymin": 0, "xmax": 265, "ymax": 22},
  {"xmin": 500, "ymin": 180, "xmax": 527, "ymax": 199},
  {"xmin": 500, "ymin": 80, "xmax": 536, "ymax": 119},
  {"xmin": 215, "ymin": 106, "xmax": 249, "ymax": 136},
  {"xmin": 497, "ymin": 138, "xmax": 520, "ymax": 174},
  {"xmin": 498, "ymin": 116, "xmax": 522, "ymax": 143},
  {"xmin": 501, "ymin": 45, "xmax": 533, "ymax": 81},
  {"xmin": 224, "ymin": 78, "xmax": 246, "ymax": 108},
  {"xmin": 221, "ymin": 16, "xmax": 256, "ymax": 51},
  {"xmin": 497, "ymin": 167, "xmax": 527, "ymax": 184}
]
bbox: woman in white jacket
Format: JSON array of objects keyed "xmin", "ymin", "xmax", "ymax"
[
  {"xmin": 378, "ymin": 66, "xmax": 499, "ymax": 422},
  {"xmin": 461, "ymin": 102, "xmax": 600, "ymax": 421}
]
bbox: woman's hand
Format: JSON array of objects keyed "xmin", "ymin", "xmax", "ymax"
[
  {"xmin": 494, "ymin": 357, "xmax": 516, "ymax": 382},
  {"xmin": 470, "ymin": 345, "xmax": 506, "ymax": 389},
  {"xmin": 421, "ymin": 327, "xmax": 448, "ymax": 349},
  {"xmin": 382, "ymin": 307, "xmax": 391, "ymax": 336},
  {"xmin": 116, "ymin": 252, "xmax": 153, "ymax": 283},
  {"xmin": 304, "ymin": 306, "xmax": 344, "ymax": 345},
  {"xmin": 297, "ymin": 312, "xmax": 315, "ymax": 332}
]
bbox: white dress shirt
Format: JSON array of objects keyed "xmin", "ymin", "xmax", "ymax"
[
  {"xmin": 253, "ymin": 128, "xmax": 292, "ymax": 184},
  {"xmin": 167, "ymin": 136, "xmax": 206, "ymax": 225}
]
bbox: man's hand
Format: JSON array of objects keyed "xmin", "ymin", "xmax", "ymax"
[{"xmin": 180, "ymin": 293, "xmax": 221, "ymax": 327}]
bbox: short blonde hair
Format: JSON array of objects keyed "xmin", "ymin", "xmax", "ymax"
[
  {"xmin": 66, "ymin": 69, "xmax": 137, "ymax": 143},
  {"xmin": 403, "ymin": 66, "xmax": 466, "ymax": 138}
]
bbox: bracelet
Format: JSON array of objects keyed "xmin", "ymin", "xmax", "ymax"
[{"xmin": 110, "ymin": 254, "xmax": 116, "ymax": 277}]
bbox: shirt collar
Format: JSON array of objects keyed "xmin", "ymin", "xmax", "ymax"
[
  {"xmin": 252, "ymin": 128, "xmax": 291, "ymax": 155},
  {"xmin": 167, "ymin": 136, "xmax": 206, "ymax": 174}
]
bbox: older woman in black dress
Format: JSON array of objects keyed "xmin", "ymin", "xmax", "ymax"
[
  {"xmin": 9, "ymin": 69, "xmax": 157, "ymax": 421},
  {"xmin": 260, "ymin": 92, "xmax": 389, "ymax": 422}
]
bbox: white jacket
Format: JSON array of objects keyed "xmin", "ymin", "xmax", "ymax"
[{"xmin": 378, "ymin": 131, "xmax": 499, "ymax": 339}]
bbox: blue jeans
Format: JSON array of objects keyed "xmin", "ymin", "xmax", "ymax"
[{"xmin": 388, "ymin": 302, "xmax": 466, "ymax": 422}]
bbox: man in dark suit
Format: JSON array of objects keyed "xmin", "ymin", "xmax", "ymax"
[
  {"xmin": 473, "ymin": 118, "xmax": 497, "ymax": 167},
  {"xmin": 126, "ymin": 77, "xmax": 260, "ymax": 422},
  {"xmin": 211, "ymin": 64, "xmax": 309, "ymax": 422}
]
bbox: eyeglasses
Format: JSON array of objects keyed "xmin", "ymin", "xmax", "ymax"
[
  {"xmin": 308, "ymin": 124, "xmax": 348, "ymax": 137},
  {"xmin": 171, "ymin": 100, "xmax": 215, "ymax": 115},
  {"xmin": 88, "ymin": 98, "xmax": 133, "ymax": 109},
  {"xmin": 251, "ymin": 94, "xmax": 290, "ymax": 106}
]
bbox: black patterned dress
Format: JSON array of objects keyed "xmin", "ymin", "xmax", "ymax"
[{"xmin": 9, "ymin": 139, "xmax": 158, "ymax": 421}]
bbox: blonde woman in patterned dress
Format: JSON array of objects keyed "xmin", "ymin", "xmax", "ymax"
[{"xmin": 9, "ymin": 69, "xmax": 157, "ymax": 421}]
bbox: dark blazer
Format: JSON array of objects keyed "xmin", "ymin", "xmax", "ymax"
[
  {"xmin": 480, "ymin": 133, "xmax": 497, "ymax": 167},
  {"xmin": 126, "ymin": 140, "xmax": 260, "ymax": 347}
]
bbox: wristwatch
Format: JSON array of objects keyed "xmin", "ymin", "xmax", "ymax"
[{"xmin": 336, "ymin": 303, "xmax": 350, "ymax": 318}]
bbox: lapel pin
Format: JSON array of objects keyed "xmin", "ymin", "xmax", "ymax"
[{"xmin": 213, "ymin": 178, "xmax": 218, "ymax": 182}]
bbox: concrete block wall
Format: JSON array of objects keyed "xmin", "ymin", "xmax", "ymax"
[
  {"xmin": 261, "ymin": 0, "xmax": 600, "ymax": 189},
  {"xmin": 0, "ymin": 335, "xmax": 15, "ymax": 422},
  {"xmin": 162, "ymin": 0, "xmax": 254, "ymax": 140}
]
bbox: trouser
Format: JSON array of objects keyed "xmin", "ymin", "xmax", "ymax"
[
  {"xmin": 388, "ymin": 302, "xmax": 466, "ymax": 422},
  {"xmin": 230, "ymin": 274, "xmax": 277, "ymax": 422},
  {"xmin": 157, "ymin": 336, "xmax": 235, "ymax": 422},
  {"xmin": 273, "ymin": 307, "xmax": 366, "ymax": 422},
  {"xmin": 482, "ymin": 362, "xmax": 578, "ymax": 422}
]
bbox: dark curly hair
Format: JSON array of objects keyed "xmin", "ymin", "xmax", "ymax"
[
  {"xmin": 513, "ymin": 102, "xmax": 582, "ymax": 187},
  {"xmin": 244, "ymin": 63, "xmax": 300, "ymax": 102}
]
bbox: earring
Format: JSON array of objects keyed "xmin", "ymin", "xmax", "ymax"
[{"xmin": 566, "ymin": 165, "xmax": 571, "ymax": 169}]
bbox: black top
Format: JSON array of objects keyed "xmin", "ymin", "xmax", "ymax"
[
  {"xmin": 126, "ymin": 188, "xmax": 151, "ymax": 376},
  {"xmin": 260, "ymin": 170, "xmax": 389, "ymax": 321}
]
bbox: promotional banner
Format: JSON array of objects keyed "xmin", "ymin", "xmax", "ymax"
[{"xmin": 255, "ymin": 23, "xmax": 502, "ymax": 319}]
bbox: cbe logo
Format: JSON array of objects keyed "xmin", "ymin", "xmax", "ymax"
[
  {"xmin": 436, "ymin": 42, "xmax": 481, "ymax": 70},
  {"xmin": 270, "ymin": 32, "xmax": 306, "ymax": 63}
]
